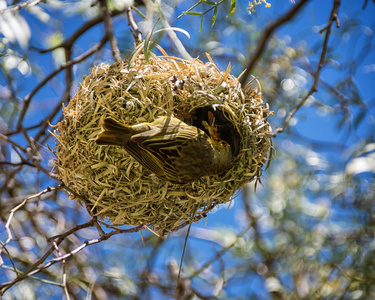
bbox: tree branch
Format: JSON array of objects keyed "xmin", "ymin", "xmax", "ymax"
[
  {"xmin": 240, "ymin": 0, "xmax": 310, "ymax": 86},
  {"xmin": 274, "ymin": 0, "xmax": 341, "ymax": 135},
  {"xmin": 0, "ymin": 222, "xmax": 145, "ymax": 294},
  {"xmin": 0, "ymin": 0, "xmax": 42, "ymax": 15},
  {"xmin": 33, "ymin": 9, "xmax": 123, "ymax": 54},
  {"xmin": 127, "ymin": 6, "xmax": 143, "ymax": 43},
  {"xmin": 99, "ymin": 0, "xmax": 122, "ymax": 61},
  {"xmin": 15, "ymin": 35, "xmax": 109, "ymax": 132}
]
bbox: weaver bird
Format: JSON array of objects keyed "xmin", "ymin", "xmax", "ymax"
[{"xmin": 95, "ymin": 113, "xmax": 232, "ymax": 184}]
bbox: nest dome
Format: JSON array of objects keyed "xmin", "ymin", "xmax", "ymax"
[{"xmin": 51, "ymin": 53, "xmax": 273, "ymax": 235}]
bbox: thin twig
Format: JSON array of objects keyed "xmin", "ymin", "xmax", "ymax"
[
  {"xmin": 15, "ymin": 10, "xmax": 125, "ymax": 133},
  {"xmin": 50, "ymin": 240, "xmax": 70, "ymax": 300},
  {"xmin": 34, "ymin": 101, "xmax": 65, "ymax": 142},
  {"xmin": 188, "ymin": 223, "xmax": 253, "ymax": 279},
  {"xmin": 240, "ymin": 0, "xmax": 310, "ymax": 86},
  {"xmin": 127, "ymin": 6, "xmax": 143, "ymax": 43},
  {"xmin": 33, "ymin": 10, "xmax": 123, "ymax": 54},
  {"xmin": 0, "ymin": 166, "xmax": 22, "ymax": 197},
  {"xmin": 0, "ymin": 158, "xmax": 51, "ymax": 178},
  {"xmin": 274, "ymin": 0, "xmax": 341, "ymax": 135},
  {"xmin": 99, "ymin": 0, "xmax": 122, "ymax": 61},
  {"xmin": 0, "ymin": 134, "xmax": 26, "ymax": 152},
  {"xmin": 1, "ymin": 186, "xmax": 55, "ymax": 252},
  {"xmin": 0, "ymin": 224, "xmax": 145, "ymax": 294},
  {"xmin": 16, "ymin": 35, "xmax": 109, "ymax": 131},
  {"xmin": 362, "ymin": 0, "xmax": 369, "ymax": 9},
  {"xmin": 0, "ymin": 0, "xmax": 42, "ymax": 15},
  {"xmin": 6, "ymin": 123, "xmax": 42, "ymax": 136},
  {"xmin": 0, "ymin": 218, "xmax": 96, "ymax": 294}
]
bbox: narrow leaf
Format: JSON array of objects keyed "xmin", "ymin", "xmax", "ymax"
[
  {"xmin": 211, "ymin": 5, "xmax": 217, "ymax": 27},
  {"xmin": 144, "ymin": 20, "xmax": 160, "ymax": 62},
  {"xmin": 201, "ymin": 0, "xmax": 216, "ymax": 5},
  {"xmin": 185, "ymin": 11, "xmax": 203, "ymax": 16},
  {"xmin": 132, "ymin": 6, "xmax": 147, "ymax": 20},
  {"xmin": 177, "ymin": 1, "xmax": 202, "ymax": 19},
  {"xmin": 128, "ymin": 42, "xmax": 145, "ymax": 69},
  {"xmin": 199, "ymin": 15, "xmax": 204, "ymax": 33},
  {"xmin": 227, "ymin": 0, "xmax": 236, "ymax": 17}
]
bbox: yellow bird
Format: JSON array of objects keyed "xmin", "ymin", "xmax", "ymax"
[{"xmin": 95, "ymin": 114, "xmax": 232, "ymax": 184}]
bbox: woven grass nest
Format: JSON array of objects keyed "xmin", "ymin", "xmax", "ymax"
[{"xmin": 51, "ymin": 52, "xmax": 273, "ymax": 235}]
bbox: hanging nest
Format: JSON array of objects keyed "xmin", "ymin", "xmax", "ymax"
[{"xmin": 51, "ymin": 52, "xmax": 273, "ymax": 235}]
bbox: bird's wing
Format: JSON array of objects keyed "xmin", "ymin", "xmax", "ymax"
[{"xmin": 124, "ymin": 124, "xmax": 205, "ymax": 181}]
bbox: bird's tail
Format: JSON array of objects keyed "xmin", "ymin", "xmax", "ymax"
[{"xmin": 95, "ymin": 118, "xmax": 134, "ymax": 146}]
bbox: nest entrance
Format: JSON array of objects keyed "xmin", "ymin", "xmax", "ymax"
[{"xmin": 189, "ymin": 106, "xmax": 241, "ymax": 158}]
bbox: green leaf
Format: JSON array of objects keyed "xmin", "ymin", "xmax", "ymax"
[
  {"xmin": 199, "ymin": 15, "xmax": 204, "ymax": 33},
  {"xmin": 144, "ymin": 20, "xmax": 160, "ymax": 62},
  {"xmin": 131, "ymin": 24, "xmax": 191, "ymax": 66},
  {"xmin": 185, "ymin": 11, "xmax": 203, "ymax": 16},
  {"xmin": 227, "ymin": 0, "xmax": 236, "ymax": 17},
  {"xmin": 128, "ymin": 42, "xmax": 145, "ymax": 69},
  {"xmin": 201, "ymin": 0, "xmax": 216, "ymax": 5},
  {"xmin": 132, "ymin": 6, "xmax": 147, "ymax": 20},
  {"xmin": 211, "ymin": 5, "xmax": 217, "ymax": 27},
  {"xmin": 177, "ymin": 1, "xmax": 202, "ymax": 19}
]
